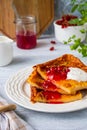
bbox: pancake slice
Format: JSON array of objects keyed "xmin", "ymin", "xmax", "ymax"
[
  {"xmin": 30, "ymin": 87, "xmax": 82, "ymax": 103},
  {"xmin": 53, "ymin": 79, "xmax": 87, "ymax": 94},
  {"xmin": 26, "ymin": 54, "xmax": 87, "ymax": 104},
  {"xmin": 27, "ymin": 69, "xmax": 68, "ymax": 94},
  {"xmin": 33, "ymin": 54, "xmax": 87, "ymax": 94},
  {"xmin": 35, "ymin": 54, "xmax": 87, "ymax": 80}
]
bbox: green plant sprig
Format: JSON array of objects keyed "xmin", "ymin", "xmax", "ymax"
[
  {"xmin": 63, "ymin": 0, "xmax": 87, "ymax": 57},
  {"xmin": 69, "ymin": 0, "xmax": 87, "ymax": 25},
  {"xmin": 64, "ymin": 35, "xmax": 87, "ymax": 57}
]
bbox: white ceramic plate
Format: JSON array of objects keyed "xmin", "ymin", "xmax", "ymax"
[{"xmin": 5, "ymin": 66, "xmax": 87, "ymax": 113}]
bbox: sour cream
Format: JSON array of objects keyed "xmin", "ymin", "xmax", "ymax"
[{"xmin": 67, "ymin": 67, "xmax": 87, "ymax": 81}]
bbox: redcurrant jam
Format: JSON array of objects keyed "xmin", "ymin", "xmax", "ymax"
[
  {"xmin": 42, "ymin": 80, "xmax": 58, "ymax": 91},
  {"xmin": 16, "ymin": 31, "xmax": 37, "ymax": 49},
  {"xmin": 46, "ymin": 66, "xmax": 70, "ymax": 81},
  {"xmin": 43, "ymin": 91, "xmax": 61, "ymax": 100},
  {"xmin": 48, "ymin": 102, "xmax": 63, "ymax": 104}
]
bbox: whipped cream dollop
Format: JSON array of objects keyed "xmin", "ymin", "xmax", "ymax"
[{"xmin": 67, "ymin": 67, "xmax": 87, "ymax": 81}]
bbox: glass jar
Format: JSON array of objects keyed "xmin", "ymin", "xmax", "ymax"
[{"xmin": 15, "ymin": 16, "xmax": 37, "ymax": 49}]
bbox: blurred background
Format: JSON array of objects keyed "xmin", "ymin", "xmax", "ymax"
[
  {"xmin": 0, "ymin": 0, "xmax": 78, "ymax": 39},
  {"xmin": 44, "ymin": 0, "xmax": 70, "ymax": 36},
  {"xmin": 44, "ymin": 0, "xmax": 79, "ymax": 36}
]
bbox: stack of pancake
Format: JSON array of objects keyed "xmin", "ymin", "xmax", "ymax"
[{"xmin": 27, "ymin": 54, "xmax": 87, "ymax": 104}]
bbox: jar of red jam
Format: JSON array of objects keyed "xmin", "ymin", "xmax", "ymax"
[{"xmin": 15, "ymin": 16, "xmax": 37, "ymax": 49}]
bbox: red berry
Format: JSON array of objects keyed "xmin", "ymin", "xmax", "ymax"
[
  {"xmin": 50, "ymin": 40, "xmax": 56, "ymax": 44},
  {"xmin": 56, "ymin": 14, "xmax": 78, "ymax": 28},
  {"xmin": 49, "ymin": 47, "xmax": 55, "ymax": 51}
]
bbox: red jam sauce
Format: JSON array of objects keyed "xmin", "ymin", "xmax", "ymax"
[
  {"xmin": 42, "ymin": 80, "xmax": 58, "ymax": 91},
  {"xmin": 46, "ymin": 66, "xmax": 70, "ymax": 81},
  {"xmin": 42, "ymin": 91, "xmax": 61, "ymax": 100},
  {"xmin": 48, "ymin": 102, "xmax": 63, "ymax": 104},
  {"xmin": 16, "ymin": 30, "xmax": 37, "ymax": 49},
  {"xmin": 56, "ymin": 14, "xmax": 78, "ymax": 28}
]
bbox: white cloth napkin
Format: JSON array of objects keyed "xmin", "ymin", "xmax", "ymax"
[{"xmin": 0, "ymin": 96, "xmax": 34, "ymax": 130}]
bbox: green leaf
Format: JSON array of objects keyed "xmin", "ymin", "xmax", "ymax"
[
  {"xmin": 81, "ymin": 47, "xmax": 87, "ymax": 57},
  {"xmin": 69, "ymin": 18, "xmax": 82, "ymax": 25},
  {"xmin": 70, "ymin": 38, "xmax": 80, "ymax": 49},
  {"xmin": 71, "ymin": 4, "xmax": 78, "ymax": 13},
  {"xmin": 64, "ymin": 41, "xmax": 68, "ymax": 44},
  {"xmin": 71, "ymin": 0, "xmax": 77, "ymax": 5},
  {"xmin": 70, "ymin": 44, "xmax": 78, "ymax": 50},
  {"xmin": 80, "ymin": 29, "xmax": 86, "ymax": 33},
  {"xmin": 68, "ymin": 37, "xmax": 72, "ymax": 43},
  {"xmin": 72, "ymin": 35, "xmax": 76, "ymax": 39}
]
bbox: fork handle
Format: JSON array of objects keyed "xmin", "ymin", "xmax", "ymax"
[{"xmin": 0, "ymin": 104, "xmax": 16, "ymax": 112}]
